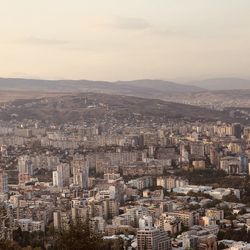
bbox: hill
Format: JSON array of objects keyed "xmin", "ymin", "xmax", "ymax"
[
  {"xmin": 161, "ymin": 89, "xmax": 250, "ymax": 108},
  {"xmin": 0, "ymin": 92, "xmax": 239, "ymax": 124},
  {"xmin": 0, "ymin": 78, "xmax": 203, "ymax": 99},
  {"xmin": 189, "ymin": 78, "xmax": 250, "ymax": 90}
]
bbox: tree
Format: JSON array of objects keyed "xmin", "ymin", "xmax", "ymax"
[
  {"xmin": 53, "ymin": 219, "xmax": 121, "ymax": 250},
  {"xmin": 222, "ymin": 192, "xmax": 239, "ymax": 203},
  {"xmin": 218, "ymin": 242, "xmax": 226, "ymax": 250},
  {"xmin": 0, "ymin": 239, "xmax": 22, "ymax": 250}
]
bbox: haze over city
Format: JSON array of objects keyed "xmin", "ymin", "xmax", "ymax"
[{"xmin": 1, "ymin": 0, "xmax": 250, "ymax": 81}]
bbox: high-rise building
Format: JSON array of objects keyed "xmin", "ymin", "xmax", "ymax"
[
  {"xmin": 103, "ymin": 199, "xmax": 119, "ymax": 220},
  {"xmin": 52, "ymin": 171, "xmax": 61, "ymax": 187},
  {"xmin": 156, "ymin": 213, "xmax": 181, "ymax": 235},
  {"xmin": 53, "ymin": 211, "xmax": 61, "ymax": 230},
  {"xmin": 0, "ymin": 170, "xmax": 8, "ymax": 193},
  {"xmin": 72, "ymin": 156, "xmax": 89, "ymax": 189},
  {"xmin": 232, "ymin": 123, "xmax": 242, "ymax": 139},
  {"xmin": 18, "ymin": 156, "xmax": 33, "ymax": 185},
  {"xmin": 53, "ymin": 163, "xmax": 70, "ymax": 187},
  {"xmin": 244, "ymin": 127, "xmax": 250, "ymax": 140},
  {"xmin": 156, "ymin": 176, "xmax": 188, "ymax": 191},
  {"xmin": 209, "ymin": 147, "xmax": 220, "ymax": 168},
  {"xmin": 180, "ymin": 143, "xmax": 189, "ymax": 164},
  {"xmin": 205, "ymin": 208, "xmax": 224, "ymax": 221},
  {"xmin": 220, "ymin": 156, "xmax": 241, "ymax": 174},
  {"xmin": 190, "ymin": 142, "xmax": 205, "ymax": 157},
  {"xmin": 167, "ymin": 211, "xmax": 199, "ymax": 228},
  {"xmin": 137, "ymin": 216, "xmax": 172, "ymax": 250}
]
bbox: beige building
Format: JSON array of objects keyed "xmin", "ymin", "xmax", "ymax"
[
  {"xmin": 137, "ymin": 228, "xmax": 172, "ymax": 250},
  {"xmin": 157, "ymin": 213, "xmax": 181, "ymax": 235},
  {"xmin": 167, "ymin": 211, "xmax": 199, "ymax": 228}
]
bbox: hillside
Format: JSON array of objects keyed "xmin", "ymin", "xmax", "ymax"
[
  {"xmin": 2, "ymin": 78, "xmax": 250, "ymax": 111},
  {"xmin": 189, "ymin": 78, "xmax": 250, "ymax": 90},
  {"xmin": 0, "ymin": 78, "xmax": 203, "ymax": 99},
  {"xmin": 161, "ymin": 89, "xmax": 250, "ymax": 108},
  {"xmin": 0, "ymin": 92, "xmax": 241, "ymax": 124}
]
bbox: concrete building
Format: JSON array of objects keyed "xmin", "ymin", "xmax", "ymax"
[
  {"xmin": 157, "ymin": 176, "xmax": 188, "ymax": 190},
  {"xmin": 232, "ymin": 123, "xmax": 242, "ymax": 139},
  {"xmin": 15, "ymin": 219, "xmax": 45, "ymax": 232},
  {"xmin": 137, "ymin": 216, "xmax": 172, "ymax": 250},
  {"xmin": 72, "ymin": 156, "xmax": 89, "ymax": 189},
  {"xmin": 18, "ymin": 156, "xmax": 34, "ymax": 185},
  {"xmin": 220, "ymin": 156, "xmax": 241, "ymax": 174},
  {"xmin": 103, "ymin": 199, "xmax": 119, "ymax": 220},
  {"xmin": 205, "ymin": 209, "xmax": 224, "ymax": 221},
  {"xmin": 167, "ymin": 211, "xmax": 200, "ymax": 228},
  {"xmin": 53, "ymin": 163, "xmax": 70, "ymax": 188},
  {"xmin": 190, "ymin": 141, "xmax": 205, "ymax": 157},
  {"xmin": 127, "ymin": 176, "xmax": 153, "ymax": 190},
  {"xmin": 157, "ymin": 213, "xmax": 181, "ymax": 235},
  {"xmin": 0, "ymin": 170, "xmax": 8, "ymax": 193}
]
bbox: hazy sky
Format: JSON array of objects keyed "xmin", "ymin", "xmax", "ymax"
[{"xmin": 0, "ymin": 0, "xmax": 250, "ymax": 81}]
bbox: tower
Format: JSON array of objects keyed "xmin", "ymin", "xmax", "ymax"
[
  {"xmin": 72, "ymin": 156, "xmax": 89, "ymax": 189},
  {"xmin": 53, "ymin": 163, "xmax": 70, "ymax": 187},
  {"xmin": 0, "ymin": 170, "xmax": 8, "ymax": 193},
  {"xmin": 18, "ymin": 156, "xmax": 33, "ymax": 185},
  {"xmin": 232, "ymin": 123, "xmax": 241, "ymax": 139}
]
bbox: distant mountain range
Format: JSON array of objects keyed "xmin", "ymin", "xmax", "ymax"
[
  {"xmin": 0, "ymin": 78, "xmax": 203, "ymax": 98},
  {"xmin": 1, "ymin": 77, "xmax": 250, "ymax": 117},
  {"xmin": 1, "ymin": 77, "xmax": 250, "ymax": 95},
  {"xmin": 189, "ymin": 78, "xmax": 250, "ymax": 90},
  {"xmin": 1, "ymin": 77, "xmax": 250, "ymax": 108}
]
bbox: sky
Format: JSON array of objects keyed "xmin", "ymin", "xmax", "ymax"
[{"xmin": 0, "ymin": 0, "xmax": 250, "ymax": 82}]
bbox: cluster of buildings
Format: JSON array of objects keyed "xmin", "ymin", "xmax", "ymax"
[{"xmin": 1, "ymin": 114, "xmax": 250, "ymax": 249}]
